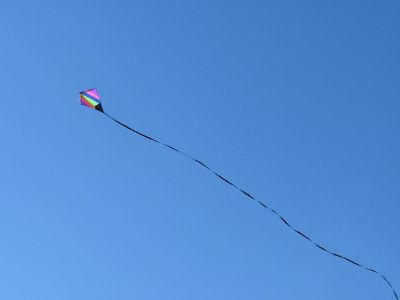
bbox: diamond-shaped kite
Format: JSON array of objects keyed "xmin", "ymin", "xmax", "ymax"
[{"xmin": 80, "ymin": 88, "xmax": 104, "ymax": 113}]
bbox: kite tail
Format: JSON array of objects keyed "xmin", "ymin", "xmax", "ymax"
[{"xmin": 102, "ymin": 112, "xmax": 398, "ymax": 300}]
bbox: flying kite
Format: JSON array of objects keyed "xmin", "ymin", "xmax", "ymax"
[
  {"xmin": 79, "ymin": 88, "xmax": 398, "ymax": 300},
  {"xmin": 80, "ymin": 88, "xmax": 104, "ymax": 112}
]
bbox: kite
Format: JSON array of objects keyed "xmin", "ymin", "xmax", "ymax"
[
  {"xmin": 80, "ymin": 88, "xmax": 104, "ymax": 112},
  {"xmin": 79, "ymin": 88, "xmax": 398, "ymax": 300}
]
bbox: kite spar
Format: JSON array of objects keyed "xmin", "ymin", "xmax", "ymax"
[{"xmin": 79, "ymin": 88, "xmax": 398, "ymax": 300}]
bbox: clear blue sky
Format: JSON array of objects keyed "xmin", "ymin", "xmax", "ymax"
[{"xmin": 0, "ymin": 1, "xmax": 399, "ymax": 299}]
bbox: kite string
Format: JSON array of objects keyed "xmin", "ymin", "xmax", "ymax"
[{"xmin": 103, "ymin": 112, "xmax": 398, "ymax": 300}]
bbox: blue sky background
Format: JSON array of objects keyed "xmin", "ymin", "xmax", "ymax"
[{"xmin": 0, "ymin": 1, "xmax": 399, "ymax": 299}]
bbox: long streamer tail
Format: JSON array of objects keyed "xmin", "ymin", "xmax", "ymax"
[{"xmin": 103, "ymin": 112, "xmax": 398, "ymax": 300}]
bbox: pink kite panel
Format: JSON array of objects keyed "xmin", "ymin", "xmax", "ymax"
[{"xmin": 85, "ymin": 88, "xmax": 100, "ymax": 100}]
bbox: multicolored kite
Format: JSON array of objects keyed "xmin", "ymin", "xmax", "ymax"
[
  {"xmin": 79, "ymin": 88, "xmax": 398, "ymax": 300},
  {"xmin": 80, "ymin": 88, "xmax": 104, "ymax": 113}
]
